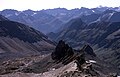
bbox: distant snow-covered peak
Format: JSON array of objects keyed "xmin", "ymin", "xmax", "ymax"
[{"xmin": 92, "ymin": 10, "xmax": 95, "ymax": 13}]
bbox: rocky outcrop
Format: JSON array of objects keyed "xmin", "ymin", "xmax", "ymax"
[
  {"xmin": 81, "ymin": 45, "xmax": 96, "ymax": 57},
  {"xmin": 51, "ymin": 40, "xmax": 97, "ymax": 64},
  {"xmin": 0, "ymin": 41, "xmax": 119, "ymax": 77},
  {"xmin": 51, "ymin": 40, "xmax": 97, "ymax": 68},
  {"xmin": 51, "ymin": 40, "xmax": 74, "ymax": 60}
]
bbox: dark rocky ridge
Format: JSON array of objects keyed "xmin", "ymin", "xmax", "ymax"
[
  {"xmin": 81, "ymin": 45, "xmax": 96, "ymax": 57},
  {"xmin": 51, "ymin": 40, "xmax": 74, "ymax": 60},
  {"xmin": 0, "ymin": 15, "xmax": 55, "ymax": 61},
  {"xmin": 51, "ymin": 40, "xmax": 96, "ymax": 62},
  {"xmin": 0, "ymin": 21, "xmax": 48, "ymax": 43},
  {"xmin": 0, "ymin": 40, "xmax": 119, "ymax": 77}
]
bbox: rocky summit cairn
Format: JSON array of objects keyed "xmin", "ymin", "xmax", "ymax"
[{"xmin": 51, "ymin": 40, "xmax": 74, "ymax": 60}]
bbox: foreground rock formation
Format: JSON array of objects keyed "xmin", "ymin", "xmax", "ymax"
[{"xmin": 0, "ymin": 40, "xmax": 120, "ymax": 77}]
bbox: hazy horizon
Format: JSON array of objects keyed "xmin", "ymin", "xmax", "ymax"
[{"xmin": 0, "ymin": 0, "xmax": 120, "ymax": 11}]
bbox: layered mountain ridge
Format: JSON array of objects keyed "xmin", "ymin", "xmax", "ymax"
[
  {"xmin": 0, "ymin": 15, "xmax": 55, "ymax": 61},
  {"xmin": 1, "ymin": 6, "xmax": 120, "ymax": 33},
  {"xmin": 48, "ymin": 9, "xmax": 120, "ymax": 70}
]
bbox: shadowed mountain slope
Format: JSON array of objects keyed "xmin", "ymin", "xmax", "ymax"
[{"xmin": 0, "ymin": 15, "xmax": 55, "ymax": 61}]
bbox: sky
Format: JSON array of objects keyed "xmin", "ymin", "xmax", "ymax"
[{"xmin": 0, "ymin": 0, "xmax": 120, "ymax": 11}]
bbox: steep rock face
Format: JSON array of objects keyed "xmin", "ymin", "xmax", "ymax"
[
  {"xmin": 82, "ymin": 45, "xmax": 96, "ymax": 57},
  {"xmin": 51, "ymin": 40, "xmax": 97, "ymax": 65},
  {"xmin": 51, "ymin": 40, "xmax": 74, "ymax": 60}
]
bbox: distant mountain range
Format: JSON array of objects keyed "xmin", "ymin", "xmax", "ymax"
[{"xmin": 0, "ymin": 7, "xmax": 120, "ymax": 33}]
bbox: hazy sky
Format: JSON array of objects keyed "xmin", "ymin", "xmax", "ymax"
[{"xmin": 0, "ymin": 0, "xmax": 119, "ymax": 11}]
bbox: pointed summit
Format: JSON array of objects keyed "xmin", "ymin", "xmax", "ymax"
[
  {"xmin": 51, "ymin": 40, "xmax": 74, "ymax": 60},
  {"xmin": 81, "ymin": 45, "xmax": 96, "ymax": 57}
]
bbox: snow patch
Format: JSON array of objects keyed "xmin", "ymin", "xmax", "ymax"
[
  {"xmin": 32, "ymin": 12, "xmax": 37, "ymax": 16},
  {"xmin": 92, "ymin": 10, "xmax": 95, "ymax": 12},
  {"xmin": 15, "ymin": 13, "xmax": 19, "ymax": 16},
  {"xmin": 86, "ymin": 60, "xmax": 96, "ymax": 63},
  {"xmin": 5, "ymin": 14, "xmax": 12, "ymax": 17},
  {"xmin": 89, "ymin": 60, "xmax": 96, "ymax": 63}
]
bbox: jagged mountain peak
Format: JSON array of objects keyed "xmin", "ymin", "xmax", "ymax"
[
  {"xmin": 23, "ymin": 9, "xmax": 35, "ymax": 15},
  {"xmin": 1, "ymin": 7, "xmax": 120, "ymax": 34},
  {"xmin": 51, "ymin": 40, "xmax": 74, "ymax": 60},
  {"xmin": 81, "ymin": 44, "xmax": 96, "ymax": 57},
  {"xmin": 51, "ymin": 40, "xmax": 96, "ymax": 65}
]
